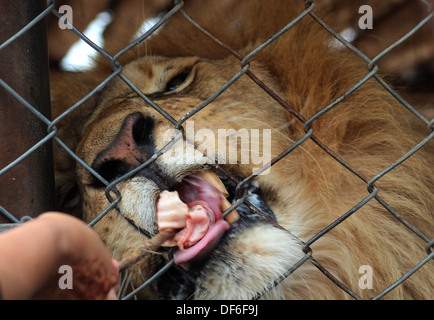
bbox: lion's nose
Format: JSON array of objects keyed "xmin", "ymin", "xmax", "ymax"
[{"xmin": 92, "ymin": 112, "xmax": 155, "ymax": 183}]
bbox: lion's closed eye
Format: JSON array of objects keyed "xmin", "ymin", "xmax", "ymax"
[{"xmin": 165, "ymin": 72, "xmax": 190, "ymax": 92}]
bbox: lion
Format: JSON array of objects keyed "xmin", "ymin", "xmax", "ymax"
[{"xmin": 50, "ymin": 0, "xmax": 434, "ymax": 299}]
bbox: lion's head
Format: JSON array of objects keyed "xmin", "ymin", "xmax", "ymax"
[{"xmin": 68, "ymin": 54, "xmax": 305, "ymax": 299}]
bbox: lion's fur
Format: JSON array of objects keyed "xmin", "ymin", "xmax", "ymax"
[{"xmin": 51, "ymin": 0, "xmax": 434, "ymax": 299}]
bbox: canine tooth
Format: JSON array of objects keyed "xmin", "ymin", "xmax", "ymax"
[
  {"xmin": 196, "ymin": 171, "xmax": 229, "ymax": 197},
  {"xmin": 221, "ymin": 196, "xmax": 240, "ymax": 224}
]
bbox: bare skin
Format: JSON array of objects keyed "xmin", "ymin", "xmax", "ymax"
[{"xmin": 0, "ymin": 212, "xmax": 119, "ymax": 300}]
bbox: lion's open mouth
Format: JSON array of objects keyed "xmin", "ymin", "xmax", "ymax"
[
  {"xmin": 157, "ymin": 171, "xmax": 239, "ymax": 264},
  {"xmin": 155, "ymin": 170, "xmax": 278, "ymax": 299}
]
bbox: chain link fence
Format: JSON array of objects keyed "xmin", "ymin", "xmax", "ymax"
[{"xmin": 0, "ymin": 0, "xmax": 433, "ymax": 300}]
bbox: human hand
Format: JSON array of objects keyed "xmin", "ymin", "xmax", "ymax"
[{"xmin": 0, "ymin": 212, "xmax": 119, "ymax": 300}]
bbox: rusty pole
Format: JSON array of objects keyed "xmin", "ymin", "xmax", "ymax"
[{"xmin": 0, "ymin": 0, "xmax": 54, "ymax": 223}]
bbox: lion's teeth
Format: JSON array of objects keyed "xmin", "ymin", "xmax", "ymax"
[
  {"xmin": 195, "ymin": 170, "xmax": 229, "ymax": 197},
  {"xmin": 195, "ymin": 170, "xmax": 239, "ymax": 224},
  {"xmin": 221, "ymin": 196, "xmax": 240, "ymax": 224}
]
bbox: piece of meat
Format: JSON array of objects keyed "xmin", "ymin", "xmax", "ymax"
[{"xmin": 174, "ymin": 202, "xmax": 213, "ymax": 249}]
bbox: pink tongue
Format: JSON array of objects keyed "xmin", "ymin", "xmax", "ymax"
[{"xmin": 174, "ymin": 219, "xmax": 230, "ymax": 264}]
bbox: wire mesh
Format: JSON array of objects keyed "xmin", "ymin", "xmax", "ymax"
[{"xmin": 0, "ymin": 0, "xmax": 433, "ymax": 300}]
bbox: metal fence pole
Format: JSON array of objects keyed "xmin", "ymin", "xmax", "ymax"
[{"xmin": 0, "ymin": 0, "xmax": 54, "ymax": 222}]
